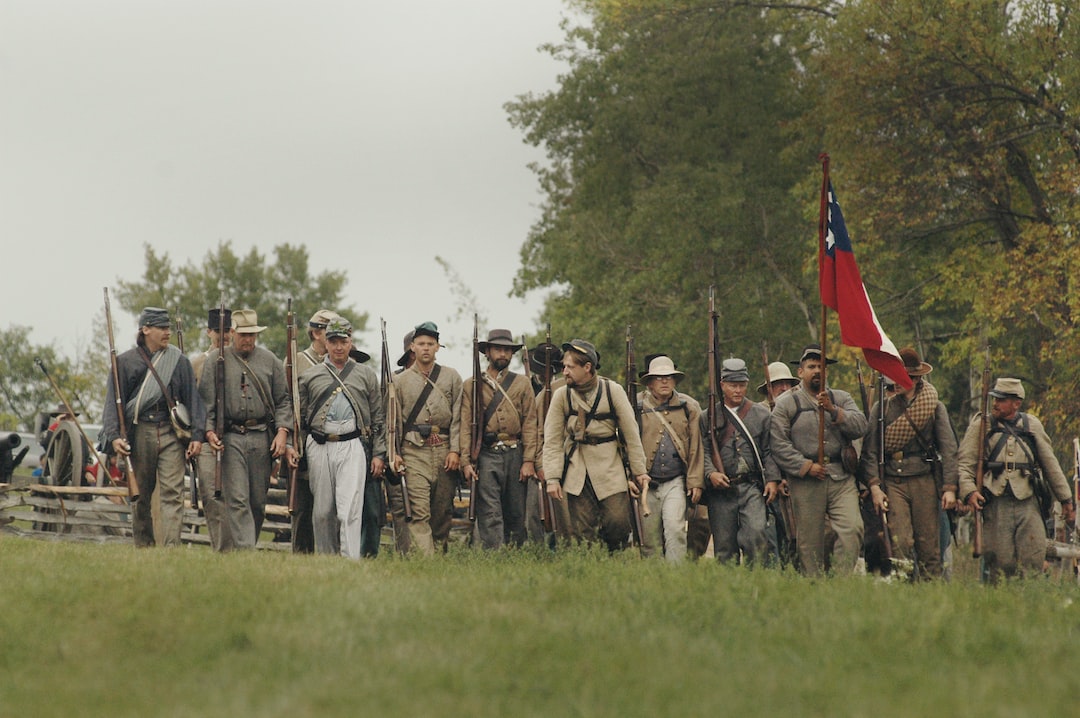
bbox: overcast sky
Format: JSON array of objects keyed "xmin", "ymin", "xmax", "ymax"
[{"xmin": 1, "ymin": 1, "xmax": 578, "ymax": 373}]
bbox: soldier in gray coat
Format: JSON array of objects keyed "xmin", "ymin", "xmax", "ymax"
[
  {"xmin": 202, "ymin": 309, "xmax": 293, "ymax": 550},
  {"xmin": 770, "ymin": 344, "xmax": 868, "ymax": 575}
]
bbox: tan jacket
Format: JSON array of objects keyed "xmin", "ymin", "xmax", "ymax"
[
  {"xmin": 958, "ymin": 411, "xmax": 1071, "ymax": 502},
  {"xmin": 636, "ymin": 390, "xmax": 705, "ymax": 491},
  {"xmin": 460, "ymin": 369, "xmax": 539, "ymax": 466},
  {"xmin": 542, "ymin": 376, "xmax": 647, "ymax": 501}
]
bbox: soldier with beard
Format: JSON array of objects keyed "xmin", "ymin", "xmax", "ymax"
[
  {"xmin": 460, "ymin": 329, "xmax": 539, "ymax": 549},
  {"xmin": 542, "ymin": 339, "xmax": 648, "ymax": 551},
  {"xmin": 770, "ymin": 344, "xmax": 868, "ymax": 575}
]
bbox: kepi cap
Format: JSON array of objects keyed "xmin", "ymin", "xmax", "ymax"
[
  {"xmin": 325, "ymin": 317, "xmax": 353, "ymax": 339},
  {"xmin": 308, "ymin": 309, "xmax": 338, "ymax": 329},
  {"xmin": 207, "ymin": 307, "xmax": 232, "ymax": 331},
  {"xmin": 562, "ymin": 339, "xmax": 600, "ymax": 369},
  {"xmin": 413, "ymin": 321, "xmax": 439, "ymax": 341},
  {"xmin": 720, "ymin": 357, "xmax": 749, "ymax": 383},
  {"xmin": 139, "ymin": 307, "xmax": 170, "ymax": 328},
  {"xmin": 989, "ymin": 377, "xmax": 1025, "ymax": 400}
]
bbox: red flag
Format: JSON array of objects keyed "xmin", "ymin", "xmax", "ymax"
[{"xmin": 818, "ymin": 161, "xmax": 913, "ymax": 390}]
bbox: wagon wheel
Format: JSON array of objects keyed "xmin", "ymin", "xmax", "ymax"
[{"xmin": 37, "ymin": 420, "xmax": 87, "ymax": 532}]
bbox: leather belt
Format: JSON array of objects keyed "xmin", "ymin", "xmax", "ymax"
[
  {"xmin": 229, "ymin": 420, "xmax": 268, "ymax": 434},
  {"xmin": 576, "ymin": 435, "xmax": 617, "ymax": 445},
  {"xmin": 138, "ymin": 410, "xmax": 170, "ymax": 424},
  {"xmin": 727, "ymin": 472, "xmax": 761, "ymax": 486},
  {"xmin": 310, "ymin": 428, "xmax": 363, "ymax": 444}
]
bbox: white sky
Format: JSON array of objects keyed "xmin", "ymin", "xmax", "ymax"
[{"xmin": 0, "ymin": 1, "xmax": 577, "ymax": 373}]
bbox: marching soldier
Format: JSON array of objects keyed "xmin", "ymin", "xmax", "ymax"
[
  {"xmin": 702, "ymin": 357, "xmax": 779, "ymax": 564},
  {"xmin": 860, "ymin": 348, "xmax": 958, "ymax": 579},
  {"xmin": 102, "ymin": 307, "xmax": 205, "ymax": 547},
  {"xmin": 191, "ymin": 306, "xmax": 232, "ymax": 550},
  {"xmin": 201, "ymin": 309, "xmax": 292, "ymax": 550},
  {"xmin": 391, "ymin": 322, "xmax": 463, "ymax": 555},
  {"xmin": 770, "ymin": 344, "xmax": 868, "ymax": 575},
  {"xmin": 460, "ymin": 329, "xmax": 539, "ymax": 549},
  {"xmin": 296, "ymin": 317, "xmax": 385, "ymax": 559},
  {"xmin": 959, "ymin": 377, "xmax": 1076, "ymax": 580},
  {"xmin": 636, "ymin": 354, "xmax": 704, "ymax": 561},
  {"xmin": 542, "ymin": 339, "xmax": 648, "ymax": 551},
  {"xmin": 289, "ymin": 308, "xmax": 339, "ymax": 553}
]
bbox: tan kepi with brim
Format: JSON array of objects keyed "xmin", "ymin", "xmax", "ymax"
[
  {"xmin": 308, "ymin": 308, "xmax": 338, "ymax": 329},
  {"xmin": 757, "ymin": 361, "xmax": 798, "ymax": 395},
  {"xmin": 231, "ymin": 309, "xmax": 267, "ymax": 334},
  {"xmin": 641, "ymin": 355, "xmax": 685, "ymax": 383},
  {"xmin": 478, "ymin": 328, "xmax": 523, "ymax": 352},
  {"xmin": 989, "ymin": 377, "xmax": 1025, "ymax": 400},
  {"xmin": 899, "ymin": 347, "xmax": 933, "ymax": 377}
]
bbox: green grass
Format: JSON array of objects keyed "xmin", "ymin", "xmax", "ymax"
[{"xmin": 1, "ymin": 537, "xmax": 1078, "ymax": 717}]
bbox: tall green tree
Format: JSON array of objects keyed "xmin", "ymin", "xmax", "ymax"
[
  {"xmin": 114, "ymin": 241, "xmax": 363, "ymax": 357},
  {"xmin": 800, "ymin": 0, "xmax": 1080, "ymax": 437},
  {"xmin": 508, "ymin": 0, "xmax": 827, "ymax": 395},
  {"xmin": 0, "ymin": 326, "xmax": 101, "ymax": 433}
]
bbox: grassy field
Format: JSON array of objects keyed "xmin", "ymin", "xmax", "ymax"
[{"xmin": 1, "ymin": 536, "xmax": 1078, "ymax": 717}]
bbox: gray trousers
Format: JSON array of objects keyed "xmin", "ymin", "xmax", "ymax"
[
  {"xmin": 789, "ymin": 473, "xmax": 864, "ymax": 576},
  {"xmin": 131, "ymin": 422, "xmax": 186, "ymax": 547},
  {"xmin": 706, "ymin": 481, "xmax": 768, "ymax": 564},
  {"xmin": 307, "ymin": 423, "xmax": 367, "ymax": 560},
  {"xmin": 475, "ymin": 446, "xmax": 526, "ymax": 549},
  {"xmin": 220, "ymin": 428, "xmax": 272, "ymax": 549},
  {"xmin": 196, "ymin": 446, "xmax": 230, "ymax": 551},
  {"xmin": 982, "ymin": 492, "xmax": 1046, "ymax": 581}
]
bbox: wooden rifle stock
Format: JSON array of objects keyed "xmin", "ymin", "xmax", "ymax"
[
  {"xmin": 103, "ymin": 288, "xmax": 140, "ymax": 501},
  {"xmin": 972, "ymin": 346, "xmax": 991, "ymax": 558},
  {"xmin": 468, "ymin": 315, "xmax": 482, "ymax": 522},
  {"xmin": 283, "ymin": 298, "xmax": 302, "ymax": 515},
  {"xmin": 381, "ymin": 319, "xmax": 411, "ymax": 521},
  {"xmin": 214, "ymin": 292, "xmax": 226, "ymax": 498}
]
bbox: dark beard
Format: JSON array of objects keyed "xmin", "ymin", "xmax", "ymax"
[
  {"xmin": 490, "ymin": 357, "xmax": 510, "ymax": 371},
  {"xmin": 808, "ymin": 375, "xmax": 821, "ymax": 392}
]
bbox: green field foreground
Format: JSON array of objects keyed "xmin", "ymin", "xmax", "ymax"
[{"xmin": 1, "ymin": 537, "xmax": 1077, "ymax": 717}]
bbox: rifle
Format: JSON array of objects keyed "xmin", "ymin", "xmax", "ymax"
[
  {"xmin": 539, "ymin": 324, "xmax": 558, "ymax": 533},
  {"xmin": 972, "ymin": 345, "xmax": 991, "ymax": 558},
  {"xmin": 103, "ymin": 288, "xmax": 140, "ymax": 501},
  {"xmin": 283, "ymin": 298, "xmax": 302, "ymax": 515},
  {"xmin": 34, "ymin": 357, "xmax": 114, "ymax": 490},
  {"xmin": 856, "ymin": 361, "xmax": 870, "ymax": 420},
  {"xmin": 175, "ymin": 309, "xmax": 201, "ymax": 516},
  {"xmin": 520, "ymin": 333, "xmax": 551, "ymax": 531},
  {"xmin": 706, "ymin": 287, "xmax": 727, "ymax": 478},
  {"xmin": 876, "ymin": 373, "xmax": 894, "ymax": 561},
  {"xmin": 468, "ymin": 314, "xmax": 482, "ymax": 522},
  {"xmin": 381, "ymin": 319, "xmax": 411, "ymax": 521},
  {"xmin": 213, "ymin": 292, "xmax": 226, "ymax": 498},
  {"xmin": 624, "ymin": 325, "xmax": 647, "ymax": 551},
  {"xmin": 760, "ymin": 340, "xmax": 774, "ymax": 410}
]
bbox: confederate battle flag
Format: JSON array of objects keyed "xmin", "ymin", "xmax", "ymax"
[{"xmin": 818, "ymin": 159, "xmax": 913, "ymax": 390}]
